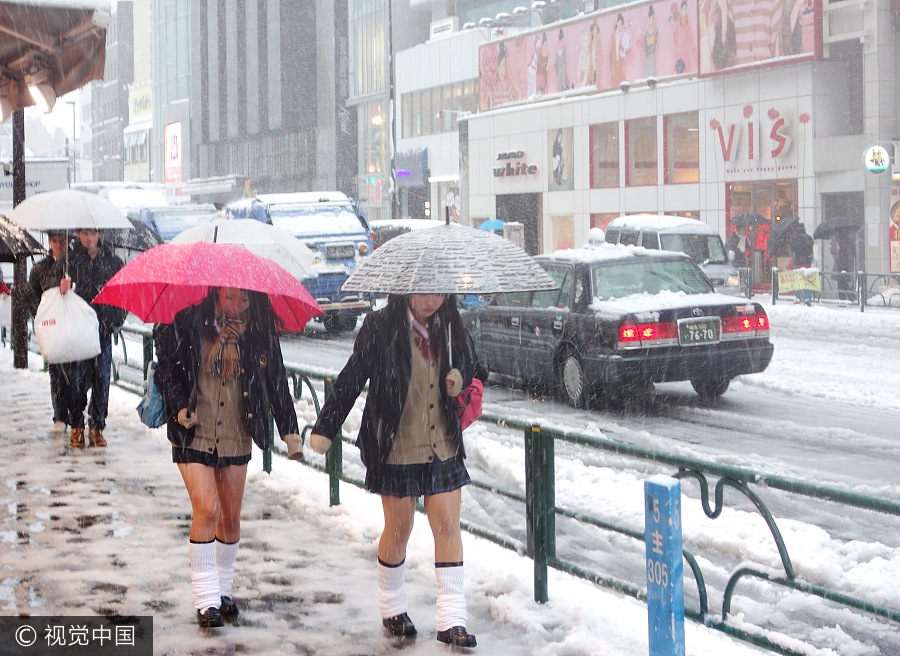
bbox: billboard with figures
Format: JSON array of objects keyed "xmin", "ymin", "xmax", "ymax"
[
  {"xmin": 698, "ymin": 0, "xmax": 821, "ymax": 75},
  {"xmin": 478, "ymin": 0, "xmax": 821, "ymax": 111}
]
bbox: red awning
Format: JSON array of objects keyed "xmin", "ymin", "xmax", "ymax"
[{"xmin": 0, "ymin": 0, "xmax": 109, "ymax": 115}]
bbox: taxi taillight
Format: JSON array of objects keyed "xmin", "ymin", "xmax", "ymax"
[
  {"xmin": 619, "ymin": 320, "xmax": 677, "ymax": 346},
  {"xmin": 722, "ymin": 313, "xmax": 769, "ymax": 334}
]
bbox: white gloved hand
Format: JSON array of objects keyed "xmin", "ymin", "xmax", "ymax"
[
  {"xmin": 309, "ymin": 433, "xmax": 333, "ymax": 454},
  {"xmin": 283, "ymin": 434, "xmax": 304, "ymax": 461},
  {"xmin": 445, "ymin": 368, "xmax": 463, "ymax": 397}
]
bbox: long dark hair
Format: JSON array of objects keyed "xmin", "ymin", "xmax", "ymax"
[
  {"xmin": 197, "ymin": 287, "xmax": 281, "ymax": 342},
  {"xmin": 385, "ymin": 294, "xmax": 469, "ymax": 364}
]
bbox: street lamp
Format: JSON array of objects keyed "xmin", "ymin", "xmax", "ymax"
[{"xmin": 65, "ymin": 100, "xmax": 76, "ymax": 183}]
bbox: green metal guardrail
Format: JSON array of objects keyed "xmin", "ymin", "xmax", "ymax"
[
  {"xmin": 14, "ymin": 323, "xmax": 900, "ymax": 655},
  {"xmin": 266, "ymin": 365, "xmax": 900, "ymax": 655},
  {"xmin": 771, "ymin": 268, "xmax": 900, "ymax": 312}
]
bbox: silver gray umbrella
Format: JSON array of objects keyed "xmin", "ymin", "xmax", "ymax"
[
  {"xmin": 10, "ymin": 190, "xmax": 134, "ymax": 231},
  {"xmin": 342, "ymin": 223, "xmax": 557, "ymax": 295},
  {"xmin": 170, "ymin": 219, "xmax": 316, "ymax": 281}
]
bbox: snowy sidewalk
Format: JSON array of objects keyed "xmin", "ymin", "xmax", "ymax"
[{"xmin": 0, "ymin": 349, "xmax": 766, "ymax": 656}]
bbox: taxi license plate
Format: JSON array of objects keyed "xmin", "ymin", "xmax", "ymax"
[{"xmin": 678, "ymin": 317, "xmax": 721, "ymax": 346}]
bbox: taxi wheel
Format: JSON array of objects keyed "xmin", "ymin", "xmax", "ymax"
[
  {"xmin": 558, "ymin": 350, "xmax": 588, "ymax": 408},
  {"xmin": 690, "ymin": 375, "xmax": 730, "ymax": 400}
]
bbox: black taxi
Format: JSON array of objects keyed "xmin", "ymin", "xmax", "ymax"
[{"xmin": 462, "ymin": 244, "xmax": 774, "ymax": 407}]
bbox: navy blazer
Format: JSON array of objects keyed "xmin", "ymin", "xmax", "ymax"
[
  {"xmin": 153, "ymin": 303, "xmax": 299, "ymax": 450},
  {"xmin": 312, "ymin": 302, "xmax": 482, "ymax": 469}
]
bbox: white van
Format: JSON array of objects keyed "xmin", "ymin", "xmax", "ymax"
[{"xmin": 604, "ymin": 214, "xmax": 742, "ymax": 295}]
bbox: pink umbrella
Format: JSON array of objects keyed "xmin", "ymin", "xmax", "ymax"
[{"xmin": 93, "ymin": 242, "xmax": 323, "ymax": 332}]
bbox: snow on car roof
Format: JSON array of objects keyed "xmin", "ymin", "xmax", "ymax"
[
  {"xmin": 370, "ymin": 219, "xmax": 445, "ymax": 230},
  {"xmin": 591, "ymin": 290, "xmax": 751, "ymax": 321},
  {"xmin": 606, "ymin": 214, "xmax": 716, "ymax": 234},
  {"xmin": 538, "ymin": 242, "xmax": 688, "ymax": 264},
  {"xmin": 257, "ymin": 191, "xmax": 351, "ymax": 205}
]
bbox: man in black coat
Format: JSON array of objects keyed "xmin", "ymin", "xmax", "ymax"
[
  {"xmin": 791, "ymin": 223, "xmax": 815, "ymax": 305},
  {"xmin": 53, "ymin": 229, "xmax": 126, "ymax": 448},
  {"xmin": 29, "ymin": 231, "xmax": 73, "ymax": 433}
]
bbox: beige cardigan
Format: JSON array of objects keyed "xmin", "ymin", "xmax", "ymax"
[{"xmin": 387, "ymin": 331, "xmax": 458, "ymax": 465}]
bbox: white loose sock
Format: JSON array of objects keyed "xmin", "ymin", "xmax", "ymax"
[
  {"xmin": 376, "ymin": 558, "xmax": 408, "ymax": 619},
  {"xmin": 216, "ymin": 539, "xmax": 240, "ymax": 599},
  {"xmin": 189, "ymin": 540, "xmax": 220, "ymax": 612},
  {"xmin": 435, "ymin": 563, "xmax": 467, "ymax": 631}
]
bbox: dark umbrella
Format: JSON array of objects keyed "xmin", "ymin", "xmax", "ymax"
[
  {"xmin": 103, "ymin": 221, "xmax": 163, "ymax": 252},
  {"xmin": 769, "ymin": 216, "xmax": 799, "ymax": 246},
  {"xmin": 731, "ymin": 212, "xmax": 769, "ymax": 228},
  {"xmin": 813, "ymin": 217, "xmax": 862, "ymax": 240},
  {"xmin": 0, "ymin": 214, "xmax": 45, "ymax": 261}
]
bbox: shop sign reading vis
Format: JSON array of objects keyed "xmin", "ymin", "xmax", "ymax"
[
  {"xmin": 494, "ymin": 150, "xmax": 538, "ymax": 177},
  {"xmin": 864, "ymin": 146, "xmax": 890, "ymax": 174}
]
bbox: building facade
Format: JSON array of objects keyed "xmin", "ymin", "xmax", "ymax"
[
  {"xmin": 457, "ymin": 0, "xmax": 898, "ymax": 278},
  {"xmin": 91, "ymin": 0, "xmax": 133, "ymax": 182},
  {"xmin": 184, "ymin": 0, "xmax": 354, "ymax": 204}
]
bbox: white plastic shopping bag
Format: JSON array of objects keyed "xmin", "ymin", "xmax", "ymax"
[
  {"xmin": 0, "ymin": 292, "xmax": 10, "ymax": 328},
  {"xmin": 35, "ymin": 287, "xmax": 101, "ymax": 364}
]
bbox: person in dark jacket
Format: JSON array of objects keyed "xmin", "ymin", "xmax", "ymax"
[
  {"xmin": 54, "ymin": 229, "xmax": 126, "ymax": 448},
  {"xmin": 725, "ymin": 224, "xmax": 751, "ymax": 267},
  {"xmin": 791, "ymin": 223, "xmax": 815, "ymax": 305},
  {"xmin": 830, "ymin": 236, "xmax": 855, "ymax": 301},
  {"xmin": 28, "ymin": 231, "xmax": 73, "ymax": 434},
  {"xmin": 309, "ymin": 294, "xmax": 485, "ymax": 648},
  {"xmin": 153, "ymin": 286, "xmax": 303, "ymax": 629}
]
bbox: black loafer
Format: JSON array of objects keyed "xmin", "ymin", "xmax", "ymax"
[
  {"xmin": 437, "ymin": 626, "xmax": 477, "ymax": 648},
  {"xmin": 382, "ymin": 612, "xmax": 417, "ymax": 637},
  {"xmin": 220, "ymin": 596, "xmax": 239, "ymax": 620},
  {"xmin": 197, "ymin": 606, "xmax": 223, "ymax": 628}
]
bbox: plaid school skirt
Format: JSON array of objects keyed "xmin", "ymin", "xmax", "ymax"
[
  {"xmin": 366, "ymin": 453, "xmax": 470, "ymax": 498},
  {"xmin": 172, "ymin": 446, "xmax": 251, "ymax": 468}
]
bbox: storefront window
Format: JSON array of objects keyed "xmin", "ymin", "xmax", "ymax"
[
  {"xmin": 429, "ymin": 87, "xmax": 440, "ymax": 135},
  {"xmin": 420, "ymin": 91, "xmax": 431, "ymax": 138},
  {"xmin": 590, "ymin": 122, "xmax": 619, "ymax": 188},
  {"xmin": 441, "ymin": 85, "xmax": 452, "ymax": 132},
  {"xmin": 726, "ymin": 181, "xmax": 797, "ymax": 287},
  {"xmin": 626, "ymin": 116, "xmax": 657, "ymax": 186},
  {"xmin": 590, "ymin": 213, "xmax": 619, "ymax": 231},
  {"xmin": 401, "ymin": 80, "xmax": 479, "ymax": 138},
  {"xmin": 402, "ymin": 93, "xmax": 412, "ymax": 139},
  {"xmin": 551, "ymin": 215, "xmax": 575, "ymax": 251},
  {"xmin": 664, "ymin": 112, "xmax": 699, "ymax": 184}
]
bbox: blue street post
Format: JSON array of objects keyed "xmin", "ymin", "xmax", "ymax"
[{"xmin": 644, "ymin": 476, "xmax": 685, "ymax": 656}]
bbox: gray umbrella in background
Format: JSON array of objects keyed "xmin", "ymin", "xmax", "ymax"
[
  {"xmin": 9, "ymin": 190, "xmax": 134, "ymax": 231},
  {"xmin": 9, "ymin": 189, "xmax": 133, "ymax": 274},
  {"xmin": 731, "ymin": 212, "xmax": 769, "ymax": 228},
  {"xmin": 0, "ymin": 213, "xmax": 45, "ymax": 261},
  {"xmin": 813, "ymin": 217, "xmax": 862, "ymax": 240},
  {"xmin": 103, "ymin": 221, "xmax": 163, "ymax": 252},
  {"xmin": 768, "ymin": 216, "xmax": 799, "ymax": 246},
  {"xmin": 170, "ymin": 219, "xmax": 316, "ymax": 281},
  {"xmin": 341, "ymin": 223, "xmax": 557, "ymax": 295}
]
